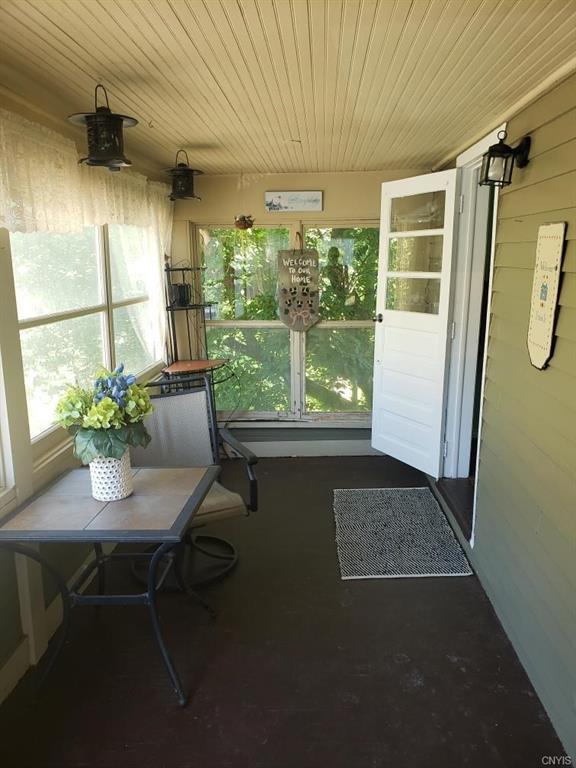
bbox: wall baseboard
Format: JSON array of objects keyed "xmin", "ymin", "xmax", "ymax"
[
  {"xmin": 240, "ymin": 439, "xmax": 380, "ymax": 457},
  {"xmin": 0, "ymin": 543, "xmax": 116, "ymax": 707},
  {"xmin": 0, "ymin": 637, "xmax": 30, "ymax": 706}
]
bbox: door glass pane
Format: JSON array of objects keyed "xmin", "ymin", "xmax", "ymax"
[
  {"xmin": 306, "ymin": 327, "xmax": 374, "ymax": 413},
  {"xmin": 114, "ymin": 302, "xmax": 156, "ymax": 374},
  {"xmin": 201, "ymin": 227, "xmax": 290, "ymax": 320},
  {"xmin": 386, "ymin": 278, "xmax": 441, "ymax": 314},
  {"xmin": 207, "ymin": 326, "xmax": 290, "ymax": 412},
  {"xmin": 20, "ymin": 313, "xmax": 106, "ymax": 438},
  {"xmin": 108, "ymin": 224, "xmax": 150, "ymax": 301},
  {"xmin": 388, "ymin": 236, "xmax": 443, "ymax": 272},
  {"xmin": 304, "ymin": 227, "xmax": 379, "ymax": 320},
  {"xmin": 11, "ymin": 228, "xmax": 101, "ymax": 320},
  {"xmin": 390, "ymin": 191, "xmax": 445, "ymax": 232}
]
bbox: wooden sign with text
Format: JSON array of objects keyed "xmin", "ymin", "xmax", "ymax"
[
  {"xmin": 277, "ymin": 249, "xmax": 320, "ymax": 331},
  {"xmin": 527, "ymin": 222, "xmax": 567, "ymax": 369}
]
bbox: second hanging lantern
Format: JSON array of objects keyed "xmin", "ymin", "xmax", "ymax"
[{"xmin": 165, "ymin": 150, "xmax": 203, "ymax": 201}]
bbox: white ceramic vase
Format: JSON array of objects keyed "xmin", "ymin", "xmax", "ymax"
[{"xmin": 89, "ymin": 449, "xmax": 133, "ymax": 502}]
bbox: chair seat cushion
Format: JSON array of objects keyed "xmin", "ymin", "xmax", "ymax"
[{"xmin": 192, "ymin": 481, "xmax": 247, "ymax": 525}]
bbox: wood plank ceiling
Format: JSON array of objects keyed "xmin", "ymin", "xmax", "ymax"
[{"xmin": 1, "ymin": 0, "xmax": 576, "ymax": 176}]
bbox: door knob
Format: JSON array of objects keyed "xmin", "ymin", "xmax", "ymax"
[{"xmin": 372, "ymin": 313, "xmax": 383, "ymax": 323}]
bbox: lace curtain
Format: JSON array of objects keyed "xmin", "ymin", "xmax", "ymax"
[{"xmin": 0, "ymin": 107, "xmax": 172, "ymax": 361}]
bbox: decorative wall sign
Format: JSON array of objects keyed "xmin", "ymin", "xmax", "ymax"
[
  {"xmin": 527, "ymin": 222, "xmax": 567, "ymax": 369},
  {"xmin": 277, "ymin": 249, "xmax": 320, "ymax": 331},
  {"xmin": 265, "ymin": 191, "xmax": 323, "ymax": 212}
]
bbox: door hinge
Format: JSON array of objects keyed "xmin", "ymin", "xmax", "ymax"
[
  {"xmin": 458, "ymin": 195, "xmax": 464, "ymax": 214},
  {"xmin": 442, "ymin": 441, "xmax": 449, "ymax": 459},
  {"xmin": 450, "ymin": 321, "xmax": 456, "ymax": 340}
]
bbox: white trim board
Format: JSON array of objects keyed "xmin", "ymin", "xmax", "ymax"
[
  {"xmin": 239, "ymin": 440, "xmax": 380, "ymax": 457},
  {"xmin": 0, "ymin": 637, "xmax": 30, "ymax": 706}
]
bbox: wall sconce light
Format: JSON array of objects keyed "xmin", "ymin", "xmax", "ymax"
[
  {"xmin": 68, "ymin": 84, "xmax": 137, "ymax": 172},
  {"xmin": 479, "ymin": 130, "xmax": 531, "ymax": 188},
  {"xmin": 165, "ymin": 150, "xmax": 203, "ymax": 201}
]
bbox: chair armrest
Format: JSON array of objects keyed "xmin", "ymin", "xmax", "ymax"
[
  {"xmin": 219, "ymin": 428, "xmax": 258, "ymax": 465},
  {"xmin": 219, "ymin": 428, "xmax": 258, "ymax": 512}
]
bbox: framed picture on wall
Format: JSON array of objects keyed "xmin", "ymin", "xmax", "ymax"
[{"xmin": 265, "ymin": 191, "xmax": 323, "ymax": 212}]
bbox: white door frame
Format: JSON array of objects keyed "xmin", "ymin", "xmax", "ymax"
[{"xmin": 442, "ymin": 125, "xmax": 505, "ymax": 545}]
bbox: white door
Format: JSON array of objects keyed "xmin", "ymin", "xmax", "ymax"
[{"xmin": 371, "ymin": 170, "xmax": 459, "ymax": 478}]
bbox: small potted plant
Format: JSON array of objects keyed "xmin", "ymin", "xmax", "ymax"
[
  {"xmin": 234, "ymin": 214, "xmax": 254, "ymax": 230},
  {"xmin": 56, "ymin": 364, "xmax": 153, "ymax": 501}
]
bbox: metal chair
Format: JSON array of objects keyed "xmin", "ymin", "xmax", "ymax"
[{"xmin": 131, "ymin": 376, "xmax": 258, "ymax": 589}]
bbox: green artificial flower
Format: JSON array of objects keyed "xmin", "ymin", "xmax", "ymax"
[
  {"xmin": 123, "ymin": 384, "xmax": 154, "ymax": 423},
  {"xmin": 55, "ymin": 386, "xmax": 93, "ymax": 429},
  {"xmin": 54, "ymin": 364, "xmax": 154, "ymax": 462},
  {"xmin": 82, "ymin": 396, "xmax": 124, "ymax": 430}
]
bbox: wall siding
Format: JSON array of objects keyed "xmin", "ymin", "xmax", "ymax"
[{"xmin": 473, "ymin": 72, "xmax": 576, "ymax": 758}]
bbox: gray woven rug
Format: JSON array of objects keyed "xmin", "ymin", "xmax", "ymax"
[{"xmin": 334, "ymin": 487, "xmax": 472, "ymax": 579}]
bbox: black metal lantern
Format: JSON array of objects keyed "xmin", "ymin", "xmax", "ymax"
[
  {"xmin": 479, "ymin": 130, "xmax": 531, "ymax": 188},
  {"xmin": 165, "ymin": 151, "xmax": 203, "ymax": 201},
  {"xmin": 68, "ymin": 84, "xmax": 137, "ymax": 172}
]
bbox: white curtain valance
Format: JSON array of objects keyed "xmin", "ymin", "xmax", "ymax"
[
  {"xmin": 0, "ymin": 107, "xmax": 173, "ymax": 241},
  {"xmin": 0, "ymin": 107, "xmax": 172, "ymax": 364}
]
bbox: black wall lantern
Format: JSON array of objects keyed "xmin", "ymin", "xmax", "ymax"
[
  {"xmin": 165, "ymin": 150, "xmax": 203, "ymax": 201},
  {"xmin": 68, "ymin": 84, "xmax": 137, "ymax": 172},
  {"xmin": 479, "ymin": 130, "xmax": 531, "ymax": 188}
]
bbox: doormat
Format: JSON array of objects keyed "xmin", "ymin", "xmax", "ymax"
[{"xmin": 333, "ymin": 487, "xmax": 472, "ymax": 579}]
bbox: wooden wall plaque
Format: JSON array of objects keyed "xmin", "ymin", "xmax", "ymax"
[
  {"xmin": 527, "ymin": 222, "xmax": 567, "ymax": 369},
  {"xmin": 277, "ymin": 249, "xmax": 320, "ymax": 331}
]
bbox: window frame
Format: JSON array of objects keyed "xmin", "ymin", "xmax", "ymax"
[
  {"xmin": 12, "ymin": 224, "xmax": 165, "ymax": 448},
  {"xmin": 196, "ymin": 220, "xmax": 379, "ymax": 426}
]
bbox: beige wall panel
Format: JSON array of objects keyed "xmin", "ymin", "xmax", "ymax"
[
  {"xmin": 173, "ymin": 170, "xmax": 425, "ymax": 224},
  {"xmin": 472, "ymin": 509, "xmax": 576, "ymax": 753},
  {"xmin": 504, "ymin": 73, "xmax": 576, "ymax": 145},
  {"xmin": 475, "ymin": 470, "xmax": 576, "ymax": 672},
  {"xmin": 498, "ymin": 171, "xmax": 576, "ymax": 219},
  {"xmin": 483, "ymin": 380, "xmax": 576, "ymax": 481},
  {"xmin": 496, "ymin": 207, "xmax": 576, "ymax": 244},
  {"xmin": 495, "ymin": 241, "xmax": 576, "ymax": 272},
  {"xmin": 474, "ymin": 69, "xmax": 576, "ymax": 757},
  {"xmin": 520, "ymin": 107, "xmax": 576, "ymax": 160},
  {"xmin": 501, "ymin": 137, "xmax": 576, "ymax": 193},
  {"xmin": 491, "ymin": 292, "xmax": 576, "ymax": 342},
  {"xmin": 486, "ymin": 339, "xmax": 576, "ymax": 413}
]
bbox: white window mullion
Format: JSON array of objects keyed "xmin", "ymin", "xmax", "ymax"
[
  {"xmin": 100, "ymin": 224, "xmax": 115, "ymax": 369},
  {"xmin": 289, "ymin": 330, "xmax": 304, "ymax": 418}
]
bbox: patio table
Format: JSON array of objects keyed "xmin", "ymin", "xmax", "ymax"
[{"xmin": 0, "ymin": 465, "xmax": 219, "ymax": 705}]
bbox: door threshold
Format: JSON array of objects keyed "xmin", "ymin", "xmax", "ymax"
[{"xmin": 435, "ymin": 477, "xmax": 474, "ymax": 541}]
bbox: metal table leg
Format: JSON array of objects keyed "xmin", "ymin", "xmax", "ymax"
[
  {"xmin": 147, "ymin": 542, "xmax": 188, "ymax": 706},
  {"xmin": 93, "ymin": 543, "xmax": 106, "ymax": 595}
]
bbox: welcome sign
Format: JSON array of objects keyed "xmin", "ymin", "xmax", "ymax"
[
  {"xmin": 277, "ymin": 249, "xmax": 320, "ymax": 331},
  {"xmin": 527, "ymin": 222, "xmax": 567, "ymax": 369}
]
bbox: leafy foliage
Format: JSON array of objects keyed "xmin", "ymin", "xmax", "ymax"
[
  {"xmin": 11, "ymin": 226, "xmax": 156, "ymax": 437},
  {"xmin": 55, "ymin": 365, "xmax": 153, "ymax": 464},
  {"xmin": 201, "ymin": 226, "xmax": 379, "ymax": 414}
]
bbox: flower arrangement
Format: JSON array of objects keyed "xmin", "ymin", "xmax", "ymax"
[{"xmin": 56, "ymin": 364, "xmax": 153, "ymax": 465}]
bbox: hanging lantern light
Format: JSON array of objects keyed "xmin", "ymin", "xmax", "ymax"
[
  {"xmin": 478, "ymin": 130, "xmax": 531, "ymax": 188},
  {"xmin": 68, "ymin": 84, "xmax": 137, "ymax": 172},
  {"xmin": 165, "ymin": 150, "xmax": 203, "ymax": 201}
]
